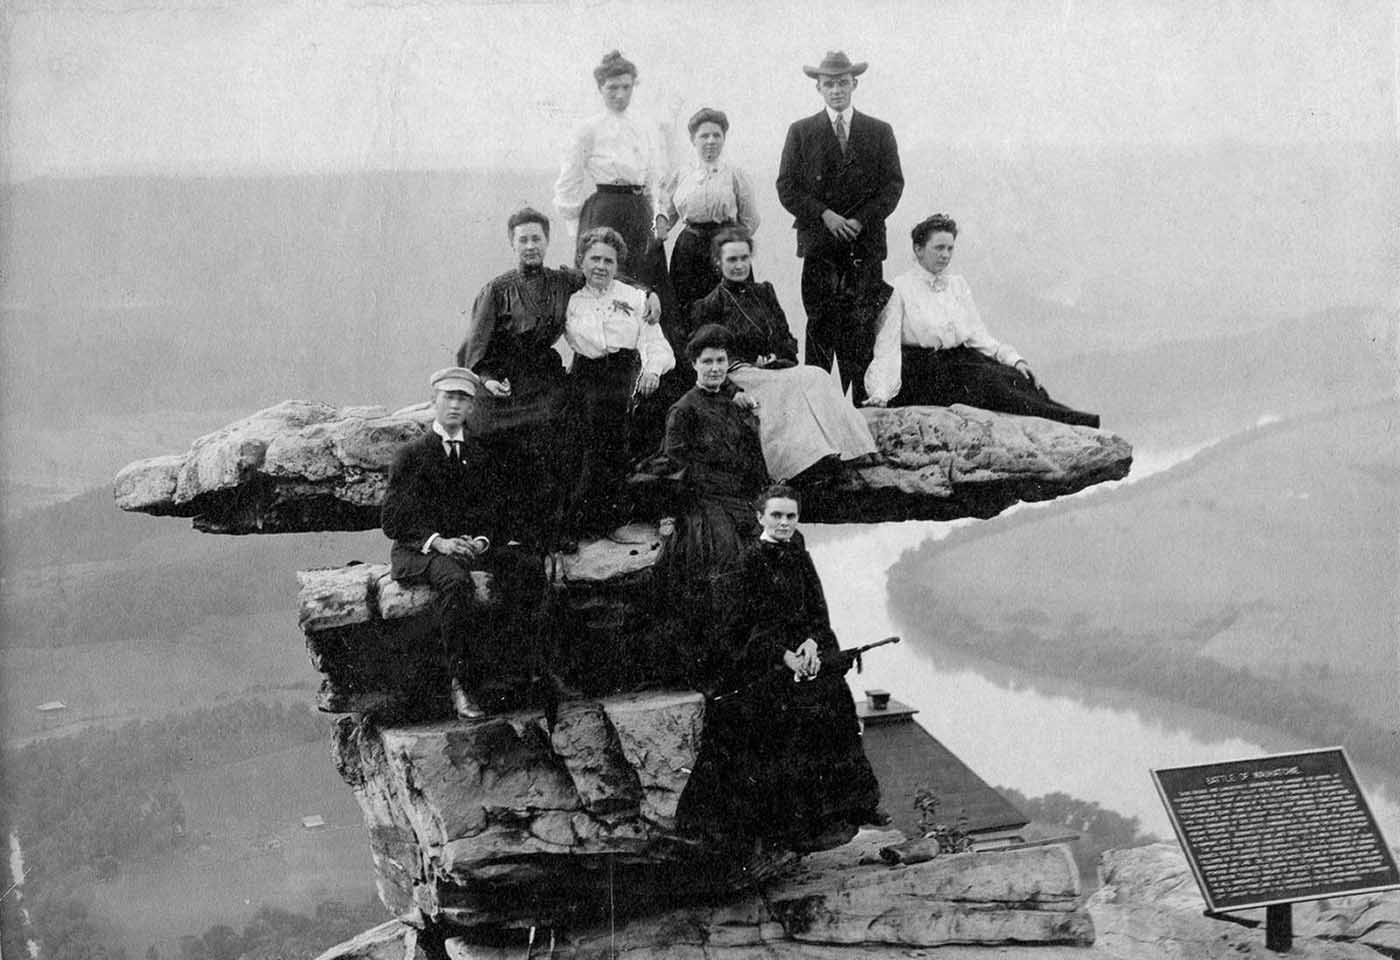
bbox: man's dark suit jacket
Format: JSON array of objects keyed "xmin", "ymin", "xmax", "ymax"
[
  {"xmin": 776, "ymin": 109, "xmax": 904, "ymax": 264},
  {"xmin": 381, "ymin": 430, "xmax": 510, "ymax": 581}
]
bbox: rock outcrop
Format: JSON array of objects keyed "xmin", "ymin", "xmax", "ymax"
[
  {"xmin": 113, "ymin": 399, "xmax": 1132, "ymax": 533},
  {"xmin": 315, "ymin": 841, "xmax": 1400, "ymax": 960},
  {"xmin": 299, "ymin": 525, "xmax": 666, "ymax": 717},
  {"xmin": 314, "ymin": 807, "xmax": 1092, "ymax": 956},
  {"xmin": 333, "ymin": 695, "xmax": 712, "ymax": 925},
  {"xmin": 1089, "ymin": 843, "xmax": 1400, "ymax": 959},
  {"xmin": 115, "ymin": 397, "xmax": 1146, "ymax": 956}
]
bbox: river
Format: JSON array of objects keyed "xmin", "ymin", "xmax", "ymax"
[{"xmin": 804, "ymin": 439, "xmax": 1400, "ymax": 840}]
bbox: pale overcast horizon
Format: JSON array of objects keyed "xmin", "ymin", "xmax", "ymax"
[{"xmin": 5, "ymin": 0, "xmax": 1396, "ymax": 182}]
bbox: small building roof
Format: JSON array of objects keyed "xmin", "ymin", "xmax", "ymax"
[
  {"xmin": 300, "ymin": 815, "xmax": 326, "ymax": 829},
  {"xmin": 36, "ymin": 701, "xmax": 68, "ymax": 712},
  {"xmin": 858, "ymin": 695, "xmax": 1028, "ymax": 838}
]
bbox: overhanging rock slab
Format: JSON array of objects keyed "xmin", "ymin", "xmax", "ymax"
[{"xmin": 114, "ymin": 400, "xmax": 1132, "ymax": 533}]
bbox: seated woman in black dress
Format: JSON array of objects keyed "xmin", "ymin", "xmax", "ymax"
[
  {"xmin": 648, "ymin": 324, "xmax": 768, "ymax": 682},
  {"xmin": 689, "ymin": 228, "xmax": 876, "ymax": 484},
  {"xmin": 864, "ymin": 213, "xmax": 1100, "ymax": 428},
  {"xmin": 675, "ymin": 484, "xmax": 882, "ymax": 852}
]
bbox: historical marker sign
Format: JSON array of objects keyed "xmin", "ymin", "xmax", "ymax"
[{"xmin": 1153, "ymin": 748, "xmax": 1400, "ymax": 911}]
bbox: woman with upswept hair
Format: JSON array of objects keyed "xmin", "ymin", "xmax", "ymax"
[
  {"xmin": 864, "ymin": 213, "xmax": 1100, "ymax": 427},
  {"xmin": 553, "ymin": 51, "xmax": 668, "ymax": 279},
  {"xmin": 657, "ymin": 107, "xmax": 761, "ymax": 317},
  {"xmin": 675, "ymin": 484, "xmax": 883, "ymax": 851},
  {"xmin": 689, "ymin": 226, "xmax": 876, "ymax": 485},
  {"xmin": 563, "ymin": 226, "xmax": 675, "ymax": 535}
]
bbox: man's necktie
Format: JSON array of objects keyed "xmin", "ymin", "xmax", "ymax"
[
  {"xmin": 834, "ymin": 114, "xmax": 848, "ymax": 157},
  {"xmin": 448, "ymin": 440, "xmax": 463, "ymax": 463}
]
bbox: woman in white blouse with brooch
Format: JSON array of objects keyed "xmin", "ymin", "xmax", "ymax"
[
  {"xmin": 565, "ymin": 227, "xmax": 676, "ymax": 535},
  {"xmin": 657, "ymin": 107, "xmax": 761, "ymax": 316},
  {"xmin": 864, "ymin": 214, "xmax": 1100, "ymax": 428},
  {"xmin": 554, "ymin": 51, "xmax": 667, "ymax": 279}
]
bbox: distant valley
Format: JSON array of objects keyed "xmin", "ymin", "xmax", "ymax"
[
  {"xmin": 888, "ymin": 398, "xmax": 1399, "ymax": 777},
  {"xmin": 2, "ymin": 143, "xmax": 1396, "ymax": 959}
]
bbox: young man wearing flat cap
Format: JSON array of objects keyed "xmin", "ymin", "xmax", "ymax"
[
  {"xmin": 776, "ymin": 50, "xmax": 904, "ymax": 404},
  {"xmin": 381, "ymin": 367, "xmax": 549, "ymax": 718}
]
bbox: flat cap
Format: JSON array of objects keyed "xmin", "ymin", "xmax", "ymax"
[{"xmin": 430, "ymin": 366, "xmax": 480, "ymax": 394}]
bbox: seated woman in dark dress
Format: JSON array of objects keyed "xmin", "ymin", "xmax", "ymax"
[
  {"xmin": 863, "ymin": 213, "xmax": 1099, "ymax": 428},
  {"xmin": 689, "ymin": 228, "xmax": 876, "ymax": 483},
  {"xmin": 675, "ymin": 484, "xmax": 882, "ymax": 852},
  {"xmin": 647, "ymin": 324, "xmax": 768, "ymax": 682}
]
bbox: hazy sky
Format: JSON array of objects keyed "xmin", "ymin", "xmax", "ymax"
[{"xmin": 5, "ymin": 0, "xmax": 1395, "ymax": 180}]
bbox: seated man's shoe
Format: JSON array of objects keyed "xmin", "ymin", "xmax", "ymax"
[
  {"xmin": 855, "ymin": 807, "xmax": 893, "ymax": 827},
  {"xmin": 450, "ymin": 677, "xmax": 487, "ymax": 720},
  {"xmin": 547, "ymin": 671, "xmax": 585, "ymax": 701}
]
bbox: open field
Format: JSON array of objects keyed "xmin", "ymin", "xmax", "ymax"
[
  {"xmin": 2, "ymin": 613, "xmax": 317, "ymax": 744},
  {"xmin": 87, "ymin": 742, "xmax": 377, "ymax": 958}
]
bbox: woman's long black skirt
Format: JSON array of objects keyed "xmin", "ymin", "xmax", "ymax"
[
  {"xmin": 578, "ymin": 189, "xmax": 652, "ymax": 278},
  {"xmin": 895, "ymin": 345, "xmax": 1100, "ymax": 428},
  {"xmin": 669, "ymin": 221, "xmax": 729, "ymax": 316}
]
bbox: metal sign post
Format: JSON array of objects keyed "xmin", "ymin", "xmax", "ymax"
[{"xmin": 1153, "ymin": 747, "xmax": 1400, "ymax": 954}]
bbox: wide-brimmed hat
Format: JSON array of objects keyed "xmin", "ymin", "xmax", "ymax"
[{"xmin": 803, "ymin": 50, "xmax": 868, "ymax": 79}]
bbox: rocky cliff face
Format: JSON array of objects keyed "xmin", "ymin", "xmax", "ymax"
[
  {"xmin": 332, "ymin": 695, "xmax": 710, "ymax": 926},
  {"xmin": 113, "ymin": 399, "xmax": 1132, "ymax": 533},
  {"xmin": 114, "ymin": 398, "xmax": 1141, "ymax": 954},
  {"xmin": 313, "ymin": 841, "xmax": 1399, "ymax": 960}
]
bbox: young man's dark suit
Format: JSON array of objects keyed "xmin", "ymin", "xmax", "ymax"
[
  {"xmin": 776, "ymin": 108, "xmax": 903, "ymax": 402},
  {"xmin": 382, "ymin": 429, "xmax": 545, "ymax": 693}
]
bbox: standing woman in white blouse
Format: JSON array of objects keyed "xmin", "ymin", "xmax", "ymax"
[
  {"xmin": 554, "ymin": 51, "xmax": 668, "ymax": 279},
  {"xmin": 657, "ymin": 108, "xmax": 762, "ymax": 317},
  {"xmin": 565, "ymin": 227, "xmax": 676, "ymax": 536},
  {"xmin": 863, "ymin": 214, "xmax": 1100, "ymax": 428}
]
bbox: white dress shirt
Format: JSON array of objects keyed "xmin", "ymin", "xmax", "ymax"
[
  {"xmin": 865, "ymin": 265, "xmax": 1024, "ymax": 404},
  {"xmin": 825, "ymin": 105, "xmax": 853, "ymax": 133},
  {"xmin": 661, "ymin": 161, "xmax": 760, "ymax": 231},
  {"xmin": 564, "ymin": 280, "xmax": 675, "ymax": 377},
  {"xmin": 554, "ymin": 110, "xmax": 668, "ymax": 239}
]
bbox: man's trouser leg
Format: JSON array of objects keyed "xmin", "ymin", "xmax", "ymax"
[
  {"xmin": 801, "ymin": 256, "xmax": 839, "ymax": 379},
  {"xmin": 801, "ymin": 256, "xmax": 883, "ymax": 402},
  {"xmin": 833, "ymin": 259, "xmax": 884, "ymax": 406},
  {"xmin": 424, "ymin": 554, "xmax": 483, "ymax": 689}
]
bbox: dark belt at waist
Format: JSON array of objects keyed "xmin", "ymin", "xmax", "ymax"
[
  {"xmin": 596, "ymin": 183, "xmax": 646, "ymax": 195},
  {"xmin": 683, "ymin": 220, "xmax": 733, "ymax": 234},
  {"xmin": 901, "ymin": 344, "xmax": 978, "ymax": 360},
  {"xmin": 573, "ymin": 348, "xmax": 640, "ymax": 368}
]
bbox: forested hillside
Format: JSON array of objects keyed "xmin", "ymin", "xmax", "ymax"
[{"xmin": 889, "ymin": 400, "xmax": 1399, "ymax": 776}]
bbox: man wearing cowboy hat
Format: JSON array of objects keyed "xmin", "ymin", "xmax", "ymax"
[
  {"xmin": 776, "ymin": 50, "xmax": 904, "ymax": 403},
  {"xmin": 381, "ymin": 366, "xmax": 550, "ymax": 719}
]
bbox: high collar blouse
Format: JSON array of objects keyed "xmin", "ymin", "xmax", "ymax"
[
  {"xmin": 553, "ymin": 110, "xmax": 668, "ymax": 239},
  {"xmin": 564, "ymin": 279, "xmax": 675, "ymax": 376},
  {"xmin": 661, "ymin": 160, "xmax": 760, "ymax": 232},
  {"xmin": 458, "ymin": 266, "xmax": 580, "ymax": 385},
  {"xmin": 864, "ymin": 264, "xmax": 1024, "ymax": 404}
]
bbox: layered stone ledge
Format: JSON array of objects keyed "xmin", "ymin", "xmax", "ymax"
[
  {"xmin": 300, "ymin": 525, "xmax": 662, "ymax": 717},
  {"xmin": 333, "ymin": 695, "xmax": 714, "ymax": 926},
  {"xmin": 318, "ymin": 841, "xmax": 1400, "ymax": 960},
  {"xmin": 114, "ymin": 399, "xmax": 1132, "ymax": 533},
  {"xmin": 314, "ymin": 826, "xmax": 1093, "ymax": 957}
]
